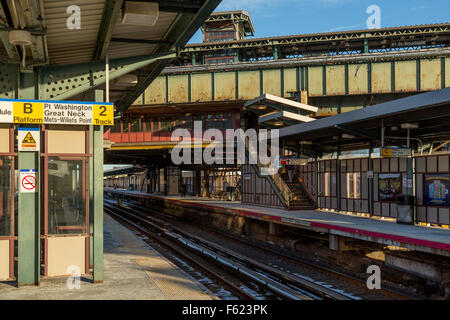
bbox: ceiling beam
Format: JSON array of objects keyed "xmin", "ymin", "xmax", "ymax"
[
  {"xmin": 334, "ymin": 124, "xmax": 379, "ymax": 141},
  {"xmin": 117, "ymin": 0, "xmax": 222, "ymax": 114},
  {"xmin": 0, "ymin": 2, "xmax": 20, "ymax": 62},
  {"xmin": 111, "ymin": 37, "xmax": 172, "ymax": 45},
  {"xmin": 134, "ymin": 0, "xmax": 203, "ymax": 13},
  {"xmin": 93, "ymin": 0, "xmax": 124, "ymax": 60}
]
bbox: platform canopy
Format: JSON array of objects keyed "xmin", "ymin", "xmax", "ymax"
[
  {"xmin": 243, "ymin": 93, "xmax": 318, "ymax": 127},
  {"xmin": 279, "ymin": 87, "xmax": 450, "ymax": 156},
  {"xmin": 0, "ymin": 0, "xmax": 221, "ymax": 113}
]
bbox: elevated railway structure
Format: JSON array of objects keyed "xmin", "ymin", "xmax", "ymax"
[{"xmin": 105, "ymin": 20, "xmax": 450, "ymax": 158}]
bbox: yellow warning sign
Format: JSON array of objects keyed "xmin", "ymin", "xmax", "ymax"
[
  {"xmin": 18, "ymin": 128, "xmax": 40, "ymax": 151},
  {"xmin": 22, "ymin": 132, "xmax": 37, "ymax": 144}
]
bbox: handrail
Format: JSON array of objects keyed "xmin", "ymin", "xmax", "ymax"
[
  {"xmin": 300, "ymin": 170, "xmax": 317, "ymax": 205},
  {"xmin": 244, "ymin": 146, "xmax": 289, "ymax": 208}
]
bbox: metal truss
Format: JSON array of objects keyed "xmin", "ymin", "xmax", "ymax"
[{"xmin": 175, "ymin": 23, "xmax": 450, "ymax": 64}]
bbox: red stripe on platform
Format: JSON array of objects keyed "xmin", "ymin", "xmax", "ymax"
[
  {"xmin": 310, "ymin": 222, "xmax": 450, "ymax": 251},
  {"xmin": 107, "ymin": 190, "xmax": 448, "ymax": 251}
]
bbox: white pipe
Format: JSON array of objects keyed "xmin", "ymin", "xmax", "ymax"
[{"xmin": 106, "ymin": 54, "xmax": 110, "ymax": 102}]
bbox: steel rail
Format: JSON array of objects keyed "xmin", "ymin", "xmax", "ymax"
[
  {"xmin": 105, "ymin": 202, "xmax": 315, "ymax": 300},
  {"xmin": 106, "ymin": 201, "xmax": 357, "ymax": 300},
  {"xmin": 123, "ymin": 200, "xmax": 417, "ymax": 300},
  {"xmin": 104, "ymin": 204, "xmax": 256, "ymax": 300}
]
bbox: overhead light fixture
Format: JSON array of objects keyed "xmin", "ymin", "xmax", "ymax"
[
  {"xmin": 273, "ymin": 121, "xmax": 284, "ymax": 126},
  {"xmin": 342, "ymin": 133, "xmax": 355, "ymax": 139},
  {"xmin": 9, "ymin": 30, "xmax": 32, "ymax": 68},
  {"xmin": 9, "ymin": 30, "xmax": 32, "ymax": 46},
  {"xmin": 400, "ymin": 123, "xmax": 419, "ymax": 129},
  {"xmin": 257, "ymin": 105, "xmax": 267, "ymax": 110},
  {"xmin": 115, "ymin": 74, "xmax": 138, "ymax": 86},
  {"xmin": 122, "ymin": 1, "xmax": 159, "ymax": 26}
]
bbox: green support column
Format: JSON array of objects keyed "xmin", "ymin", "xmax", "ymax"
[
  {"xmin": 17, "ymin": 73, "xmax": 40, "ymax": 286},
  {"xmin": 363, "ymin": 34, "xmax": 369, "ymax": 53},
  {"xmin": 93, "ymin": 90, "xmax": 104, "ymax": 282},
  {"xmin": 273, "ymin": 46, "xmax": 280, "ymax": 60},
  {"xmin": 89, "ymin": 125, "xmax": 94, "ymax": 268}
]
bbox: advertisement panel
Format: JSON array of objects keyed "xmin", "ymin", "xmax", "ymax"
[
  {"xmin": 423, "ymin": 174, "xmax": 450, "ymax": 206},
  {"xmin": 378, "ymin": 173, "xmax": 401, "ymax": 201}
]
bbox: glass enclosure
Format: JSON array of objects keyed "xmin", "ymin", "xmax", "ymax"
[{"xmin": 47, "ymin": 157, "xmax": 86, "ymax": 235}]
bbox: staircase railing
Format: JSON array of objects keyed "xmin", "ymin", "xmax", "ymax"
[
  {"xmin": 244, "ymin": 146, "xmax": 289, "ymax": 208},
  {"xmin": 268, "ymin": 168, "xmax": 294, "ymax": 204}
]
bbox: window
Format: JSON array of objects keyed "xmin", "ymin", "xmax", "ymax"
[
  {"xmin": 160, "ymin": 116, "xmax": 173, "ymax": 132},
  {"xmin": 130, "ymin": 118, "xmax": 141, "ymax": 132},
  {"xmin": 205, "ymin": 30, "xmax": 234, "ymax": 42},
  {"xmin": 347, "ymin": 172, "xmax": 361, "ymax": 199},
  {"xmin": 152, "ymin": 118, "xmax": 159, "ymax": 132},
  {"xmin": 48, "ymin": 158, "xmax": 86, "ymax": 235},
  {"xmin": 144, "ymin": 118, "xmax": 152, "ymax": 132},
  {"xmin": 324, "ymin": 172, "xmax": 330, "ymax": 197},
  {"xmin": 224, "ymin": 113, "xmax": 232, "ymax": 129},
  {"xmin": 215, "ymin": 113, "xmax": 224, "ymax": 130},
  {"xmin": 0, "ymin": 156, "xmax": 12, "ymax": 236},
  {"xmin": 207, "ymin": 114, "xmax": 215, "ymax": 129},
  {"xmin": 122, "ymin": 118, "xmax": 129, "ymax": 133},
  {"xmin": 111, "ymin": 120, "xmax": 121, "ymax": 133}
]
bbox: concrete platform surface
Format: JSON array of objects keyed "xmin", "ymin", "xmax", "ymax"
[
  {"xmin": 105, "ymin": 189, "xmax": 450, "ymax": 257},
  {"xmin": 0, "ymin": 214, "xmax": 212, "ymax": 300}
]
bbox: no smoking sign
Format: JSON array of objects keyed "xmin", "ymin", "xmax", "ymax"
[{"xmin": 20, "ymin": 170, "xmax": 37, "ymax": 193}]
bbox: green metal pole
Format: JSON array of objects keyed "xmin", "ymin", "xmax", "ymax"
[
  {"xmin": 17, "ymin": 73, "xmax": 40, "ymax": 286},
  {"xmin": 93, "ymin": 89, "xmax": 104, "ymax": 283},
  {"xmin": 89, "ymin": 125, "xmax": 94, "ymax": 268}
]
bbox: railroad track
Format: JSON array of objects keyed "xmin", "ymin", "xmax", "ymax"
[
  {"xmin": 119, "ymin": 200, "xmax": 418, "ymax": 300},
  {"xmin": 104, "ymin": 201, "xmax": 355, "ymax": 300}
]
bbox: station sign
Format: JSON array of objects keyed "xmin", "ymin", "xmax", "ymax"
[
  {"xmin": 381, "ymin": 148, "xmax": 411, "ymax": 158},
  {"xmin": 0, "ymin": 99, "xmax": 114, "ymax": 126},
  {"xmin": 18, "ymin": 127, "xmax": 40, "ymax": 151},
  {"xmin": 20, "ymin": 169, "xmax": 37, "ymax": 193}
]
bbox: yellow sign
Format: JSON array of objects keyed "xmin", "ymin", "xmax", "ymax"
[
  {"xmin": 381, "ymin": 148, "xmax": 392, "ymax": 158},
  {"xmin": 381, "ymin": 148, "xmax": 411, "ymax": 158},
  {"xmin": 13, "ymin": 102, "xmax": 44, "ymax": 124},
  {"xmin": 0, "ymin": 99, "xmax": 114, "ymax": 126},
  {"xmin": 93, "ymin": 104, "xmax": 114, "ymax": 126}
]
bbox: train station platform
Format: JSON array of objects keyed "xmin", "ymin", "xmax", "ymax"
[
  {"xmin": 105, "ymin": 189, "xmax": 450, "ymax": 258},
  {"xmin": 0, "ymin": 212, "xmax": 213, "ymax": 300}
]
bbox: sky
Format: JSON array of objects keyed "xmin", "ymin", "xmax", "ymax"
[{"xmin": 189, "ymin": 0, "xmax": 450, "ymax": 43}]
